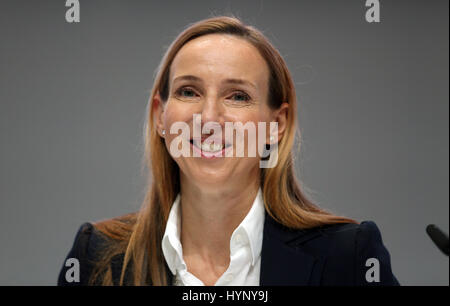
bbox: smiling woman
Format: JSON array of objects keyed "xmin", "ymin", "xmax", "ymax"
[{"xmin": 57, "ymin": 15, "xmax": 400, "ymax": 286}]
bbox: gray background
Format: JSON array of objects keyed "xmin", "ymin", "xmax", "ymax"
[{"xmin": 0, "ymin": 0, "xmax": 448, "ymax": 285}]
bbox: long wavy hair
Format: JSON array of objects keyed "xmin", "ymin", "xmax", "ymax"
[{"xmin": 89, "ymin": 15, "xmax": 358, "ymax": 286}]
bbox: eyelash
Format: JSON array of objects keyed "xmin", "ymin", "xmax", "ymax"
[
  {"xmin": 175, "ymin": 87, "xmax": 198, "ymax": 99},
  {"xmin": 174, "ymin": 86, "xmax": 251, "ymax": 102}
]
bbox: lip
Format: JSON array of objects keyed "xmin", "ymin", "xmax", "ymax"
[
  {"xmin": 191, "ymin": 136, "xmax": 232, "ymax": 145},
  {"xmin": 190, "ymin": 140, "xmax": 232, "ymax": 159}
]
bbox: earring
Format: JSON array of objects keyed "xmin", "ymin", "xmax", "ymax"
[{"xmin": 162, "ymin": 129, "xmax": 166, "ymax": 136}]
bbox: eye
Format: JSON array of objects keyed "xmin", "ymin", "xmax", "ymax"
[
  {"xmin": 228, "ymin": 91, "xmax": 251, "ymax": 102},
  {"xmin": 175, "ymin": 86, "xmax": 199, "ymax": 98}
]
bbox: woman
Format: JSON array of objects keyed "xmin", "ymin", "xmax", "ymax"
[{"xmin": 58, "ymin": 16, "xmax": 399, "ymax": 286}]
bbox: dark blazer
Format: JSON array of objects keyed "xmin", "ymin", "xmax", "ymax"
[{"xmin": 57, "ymin": 213, "xmax": 400, "ymax": 286}]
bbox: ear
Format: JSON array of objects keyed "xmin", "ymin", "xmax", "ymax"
[
  {"xmin": 153, "ymin": 91, "xmax": 165, "ymax": 137},
  {"xmin": 269, "ymin": 102, "xmax": 289, "ymax": 145}
]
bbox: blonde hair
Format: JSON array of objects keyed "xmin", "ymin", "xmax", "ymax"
[{"xmin": 89, "ymin": 15, "xmax": 358, "ymax": 286}]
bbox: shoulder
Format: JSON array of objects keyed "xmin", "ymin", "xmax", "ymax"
[
  {"xmin": 308, "ymin": 220, "xmax": 385, "ymax": 250},
  {"xmin": 57, "ymin": 222, "xmax": 97, "ymax": 285},
  {"xmin": 280, "ymin": 220, "xmax": 389, "ymax": 251},
  {"xmin": 264, "ymin": 216, "xmax": 400, "ymax": 285},
  {"xmin": 264, "ymin": 213, "xmax": 372, "ymax": 248},
  {"xmin": 301, "ymin": 221, "xmax": 400, "ymax": 285},
  {"xmin": 57, "ymin": 222, "xmax": 110, "ymax": 286},
  {"xmin": 57, "ymin": 213, "xmax": 136, "ymax": 286},
  {"xmin": 314, "ymin": 221, "xmax": 394, "ymax": 262}
]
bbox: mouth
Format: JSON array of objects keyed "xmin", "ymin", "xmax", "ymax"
[{"xmin": 189, "ymin": 137, "xmax": 232, "ymax": 157}]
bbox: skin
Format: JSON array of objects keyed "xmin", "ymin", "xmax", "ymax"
[{"xmin": 154, "ymin": 33, "xmax": 288, "ymax": 285}]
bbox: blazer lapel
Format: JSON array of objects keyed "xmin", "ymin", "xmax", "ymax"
[
  {"xmin": 260, "ymin": 214, "xmax": 324, "ymax": 286},
  {"xmin": 165, "ymin": 261, "xmax": 174, "ymax": 285},
  {"xmin": 110, "ymin": 214, "xmax": 324, "ymax": 286},
  {"xmin": 110, "ymin": 253, "xmax": 174, "ymax": 285}
]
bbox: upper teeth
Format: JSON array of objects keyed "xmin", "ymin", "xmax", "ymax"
[
  {"xmin": 194, "ymin": 140, "xmax": 224, "ymax": 152},
  {"xmin": 202, "ymin": 142, "xmax": 223, "ymax": 152}
]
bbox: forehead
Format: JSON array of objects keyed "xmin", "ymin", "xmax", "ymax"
[{"xmin": 170, "ymin": 33, "xmax": 269, "ymax": 89}]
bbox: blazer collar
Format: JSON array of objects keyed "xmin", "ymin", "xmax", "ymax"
[
  {"xmin": 165, "ymin": 213, "xmax": 325, "ymax": 286},
  {"xmin": 165, "ymin": 260, "xmax": 174, "ymax": 285},
  {"xmin": 259, "ymin": 213, "xmax": 325, "ymax": 286},
  {"xmin": 115, "ymin": 213, "xmax": 325, "ymax": 286}
]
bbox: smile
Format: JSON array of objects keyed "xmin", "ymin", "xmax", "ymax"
[
  {"xmin": 190, "ymin": 139, "xmax": 232, "ymax": 152},
  {"xmin": 189, "ymin": 138, "xmax": 232, "ymax": 158}
]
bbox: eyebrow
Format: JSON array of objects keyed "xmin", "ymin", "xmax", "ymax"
[{"xmin": 172, "ymin": 75, "xmax": 257, "ymax": 89}]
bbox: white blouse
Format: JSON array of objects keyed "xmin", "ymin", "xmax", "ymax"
[{"xmin": 161, "ymin": 188, "xmax": 265, "ymax": 286}]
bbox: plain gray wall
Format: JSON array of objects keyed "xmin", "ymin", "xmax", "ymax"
[{"xmin": 0, "ymin": 0, "xmax": 448, "ymax": 285}]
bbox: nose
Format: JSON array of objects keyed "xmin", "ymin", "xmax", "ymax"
[{"xmin": 200, "ymin": 95, "xmax": 223, "ymax": 126}]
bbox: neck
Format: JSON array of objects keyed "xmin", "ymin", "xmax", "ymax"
[{"xmin": 179, "ymin": 174, "xmax": 260, "ymax": 267}]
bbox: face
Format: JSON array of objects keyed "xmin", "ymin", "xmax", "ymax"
[{"xmin": 155, "ymin": 33, "xmax": 287, "ymax": 190}]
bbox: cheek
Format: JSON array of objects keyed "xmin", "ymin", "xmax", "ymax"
[
  {"xmin": 226, "ymin": 109, "xmax": 261, "ymax": 125},
  {"xmin": 233, "ymin": 110, "xmax": 271, "ymax": 135},
  {"xmin": 161, "ymin": 102, "xmax": 194, "ymax": 158},
  {"xmin": 162, "ymin": 102, "xmax": 191, "ymax": 129},
  {"xmin": 227, "ymin": 111, "xmax": 271, "ymax": 157}
]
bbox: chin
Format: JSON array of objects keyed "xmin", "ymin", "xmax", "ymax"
[
  {"xmin": 178, "ymin": 157, "xmax": 258, "ymax": 188},
  {"xmin": 190, "ymin": 168, "xmax": 231, "ymax": 187}
]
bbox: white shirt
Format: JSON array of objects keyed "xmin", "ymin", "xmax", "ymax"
[{"xmin": 161, "ymin": 188, "xmax": 265, "ymax": 286}]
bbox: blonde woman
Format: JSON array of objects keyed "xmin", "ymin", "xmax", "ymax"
[{"xmin": 58, "ymin": 16, "xmax": 399, "ymax": 286}]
